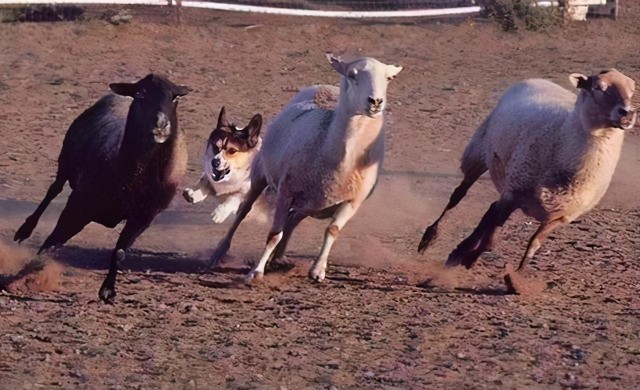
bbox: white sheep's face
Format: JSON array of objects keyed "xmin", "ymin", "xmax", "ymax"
[
  {"xmin": 326, "ymin": 54, "xmax": 403, "ymax": 118},
  {"xmin": 570, "ymin": 69, "xmax": 637, "ymax": 130}
]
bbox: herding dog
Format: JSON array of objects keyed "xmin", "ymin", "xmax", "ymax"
[{"xmin": 183, "ymin": 107, "xmax": 271, "ymax": 223}]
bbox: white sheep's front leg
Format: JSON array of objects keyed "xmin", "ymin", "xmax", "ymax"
[
  {"xmin": 309, "ymin": 165, "xmax": 380, "ymax": 282},
  {"xmin": 183, "ymin": 174, "xmax": 212, "ymax": 204},
  {"xmin": 211, "ymin": 194, "xmax": 243, "ymax": 223},
  {"xmin": 308, "ymin": 202, "xmax": 357, "ymax": 282}
]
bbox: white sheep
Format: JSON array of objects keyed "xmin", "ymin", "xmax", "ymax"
[
  {"xmin": 418, "ymin": 69, "xmax": 636, "ymax": 289},
  {"xmin": 209, "ymin": 53, "xmax": 403, "ymax": 284}
]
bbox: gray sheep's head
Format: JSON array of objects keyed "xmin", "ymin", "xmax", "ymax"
[
  {"xmin": 326, "ymin": 53, "xmax": 403, "ymax": 118},
  {"xmin": 570, "ymin": 69, "xmax": 636, "ymax": 131},
  {"xmin": 110, "ymin": 74, "xmax": 190, "ymax": 143}
]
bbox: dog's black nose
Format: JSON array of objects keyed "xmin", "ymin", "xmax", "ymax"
[{"xmin": 212, "ymin": 159, "xmax": 220, "ymax": 168}]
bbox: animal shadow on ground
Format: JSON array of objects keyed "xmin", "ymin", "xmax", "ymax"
[
  {"xmin": 416, "ymin": 278, "xmax": 512, "ymax": 296},
  {"xmin": 46, "ymin": 245, "xmax": 300, "ymax": 289},
  {"xmin": 47, "ymin": 245, "xmax": 206, "ymax": 274}
]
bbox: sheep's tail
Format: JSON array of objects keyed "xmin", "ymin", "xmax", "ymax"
[{"xmin": 460, "ymin": 115, "xmax": 490, "ymax": 177}]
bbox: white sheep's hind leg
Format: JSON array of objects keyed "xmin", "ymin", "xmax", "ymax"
[
  {"xmin": 245, "ymin": 195, "xmax": 292, "ymax": 285},
  {"xmin": 211, "ymin": 195, "xmax": 242, "ymax": 223}
]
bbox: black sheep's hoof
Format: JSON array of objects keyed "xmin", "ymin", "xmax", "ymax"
[
  {"xmin": 446, "ymin": 248, "xmax": 480, "ymax": 269},
  {"xmin": 445, "ymin": 250, "xmax": 464, "ymax": 268},
  {"xmin": 98, "ymin": 284, "xmax": 116, "ymax": 303},
  {"xmin": 14, "ymin": 221, "xmax": 35, "ymax": 243}
]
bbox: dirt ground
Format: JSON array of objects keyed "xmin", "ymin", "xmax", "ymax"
[{"xmin": 1, "ymin": 3, "xmax": 640, "ymax": 389}]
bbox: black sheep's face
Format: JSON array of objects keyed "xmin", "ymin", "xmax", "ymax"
[{"xmin": 109, "ymin": 74, "xmax": 190, "ymax": 143}]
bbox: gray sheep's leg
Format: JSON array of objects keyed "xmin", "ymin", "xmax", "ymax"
[
  {"xmin": 516, "ymin": 218, "xmax": 564, "ymax": 272},
  {"xmin": 209, "ymin": 175, "xmax": 267, "ymax": 267},
  {"xmin": 445, "ymin": 199, "xmax": 516, "ymax": 269},
  {"xmin": 98, "ymin": 217, "xmax": 152, "ymax": 303},
  {"xmin": 15, "ymin": 178, "xmax": 65, "ymax": 243},
  {"xmin": 418, "ymin": 165, "xmax": 486, "ymax": 254}
]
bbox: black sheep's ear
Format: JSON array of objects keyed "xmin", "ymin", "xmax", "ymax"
[
  {"xmin": 109, "ymin": 82, "xmax": 138, "ymax": 97},
  {"xmin": 173, "ymin": 84, "xmax": 190, "ymax": 98},
  {"xmin": 245, "ymin": 114, "xmax": 262, "ymax": 148}
]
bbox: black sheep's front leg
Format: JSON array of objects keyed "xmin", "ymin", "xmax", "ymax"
[{"xmin": 99, "ymin": 217, "xmax": 152, "ymax": 302}]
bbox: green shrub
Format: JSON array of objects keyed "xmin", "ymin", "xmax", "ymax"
[{"xmin": 481, "ymin": 0, "xmax": 563, "ymax": 31}]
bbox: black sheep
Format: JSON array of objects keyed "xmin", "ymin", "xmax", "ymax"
[{"xmin": 14, "ymin": 74, "xmax": 189, "ymax": 302}]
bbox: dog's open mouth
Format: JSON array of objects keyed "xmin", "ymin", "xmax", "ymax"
[{"xmin": 211, "ymin": 168, "xmax": 230, "ymax": 182}]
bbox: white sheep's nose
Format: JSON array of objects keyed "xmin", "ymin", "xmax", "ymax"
[{"xmin": 367, "ymin": 96, "xmax": 383, "ymax": 114}]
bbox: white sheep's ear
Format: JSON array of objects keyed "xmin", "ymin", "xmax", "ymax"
[
  {"xmin": 385, "ymin": 65, "xmax": 403, "ymax": 81},
  {"xmin": 326, "ymin": 52, "xmax": 349, "ymax": 78},
  {"xmin": 569, "ymin": 73, "xmax": 590, "ymax": 89}
]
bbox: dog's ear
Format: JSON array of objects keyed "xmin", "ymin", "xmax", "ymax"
[
  {"xmin": 216, "ymin": 106, "xmax": 229, "ymax": 129},
  {"xmin": 246, "ymin": 114, "xmax": 262, "ymax": 148}
]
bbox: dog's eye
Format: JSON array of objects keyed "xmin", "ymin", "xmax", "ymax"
[{"xmin": 227, "ymin": 149, "xmax": 237, "ymax": 155}]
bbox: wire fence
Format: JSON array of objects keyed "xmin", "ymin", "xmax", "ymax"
[{"xmin": 0, "ymin": 0, "xmax": 617, "ymax": 23}]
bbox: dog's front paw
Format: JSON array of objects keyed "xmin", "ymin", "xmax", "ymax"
[
  {"xmin": 182, "ymin": 188, "xmax": 195, "ymax": 203},
  {"xmin": 211, "ymin": 206, "xmax": 232, "ymax": 223}
]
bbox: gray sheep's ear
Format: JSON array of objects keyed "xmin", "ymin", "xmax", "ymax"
[
  {"xmin": 246, "ymin": 114, "xmax": 262, "ymax": 148},
  {"xmin": 569, "ymin": 73, "xmax": 590, "ymax": 90},
  {"xmin": 326, "ymin": 52, "xmax": 349, "ymax": 78},
  {"xmin": 109, "ymin": 82, "xmax": 138, "ymax": 97}
]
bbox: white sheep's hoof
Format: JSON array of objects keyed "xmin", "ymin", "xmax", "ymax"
[
  {"xmin": 182, "ymin": 188, "xmax": 195, "ymax": 203},
  {"xmin": 308, "ymin": 266, "xmax": 326, "ymax": 282},
  {"xmin": 244, "ymin": 270, "xmax": 264, "ymax": 285}
]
